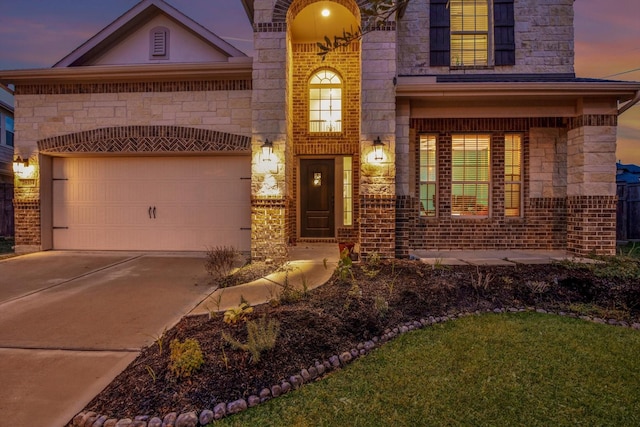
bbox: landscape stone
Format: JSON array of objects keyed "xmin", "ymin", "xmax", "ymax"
[
  {"xmin": 115, "ymin": 419, "xmax": 132, "ymax": 427},
  {"xmin": 271, "ymin": 384, "xmax": 282, "ymax": 397},
  {"xmin": 147, "ymin": 417, "xmax": 162, "ymax": 427},
  {"xmin": 340, "ymin": 351, "xmax": 353, "ymax": 364},
  {"xmin": 213, "ymin": 403, "xmax": 226, "ymax": 420},
  {"xmin": 91, "ymin": 415, "xmax": 108, "ymax": 427},
  {"xmin": 175, "ymin": 411, "xmax": 197, "ymax": 427},
  {"xmin": 103, "ymin": 420, "xmax": 118, "ymax": 427},
  {"xmin": 329, "ymin": 355, "xmax": 340, "ymax": 367},
  {"xmin": 227, "ymin": 399, "xmax": 248, "ymax": 415},
  {"xmin": 300, "ymin": 368, "xmax": 311, "ymax": 381},
  {"xmin": 289, "ymin": 374, "xmax": 303, "ymax": 389},
  {"xmin": 280, "ymin": 381, "xmax": 292, "ymax": 394},
  {"xmin": 162, "ymin": 412, "xmax": 178, "ymax": 427},
  {"xmin": 162, "ymin": 411, "xmax": 177, "ymax": 426},
  {"xmin": 260, "ymin": 387, "xmax": 272, "ymax": 400},
  {"xmin": 308, "ymin": 366, "xmax": 318, "ymax": 379},
  {"xmin": 198, "ymin": 410, "xmax": 214, "ymax": 425},
  {"xmin": 248, "ymin": 395, "xmax": 260, "ymax": 407}
]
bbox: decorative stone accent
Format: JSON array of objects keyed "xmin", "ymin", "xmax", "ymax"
[
  {"xmin": 174, "ymin": 412, "xmax": 197, "ymax": 427},
  {"xmin": 226, "ymin": 399, "xmax": 248, "ymax": 415}
]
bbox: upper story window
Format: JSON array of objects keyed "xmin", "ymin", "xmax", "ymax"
[
  {"xmin": 431, "ymin": 0, "xmax": 515, "ymax": 67},
  {"xmin": 5, "ymin": 116, "xmax": 13, "ymax": 147},
  {"xmin": 150, "ymin": 27, "xmax": 169, "ymax": 59},
  {"xmin": 450, "ymin": 0, "xmax": 489, "ymax": 66},
  {"xmin": 309, "ymin": 70, "xmax": 342, "ymax": 133}
]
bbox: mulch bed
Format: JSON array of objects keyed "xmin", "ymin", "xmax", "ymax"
[{"xmin": 83, "ymin": 258, "xmax": 640, "ymax": 420}]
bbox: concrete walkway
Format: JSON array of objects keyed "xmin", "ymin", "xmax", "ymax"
[
  {"xmin": 0, "ymin": 252, "xmax": 216, "ymax": 427},
  {"xmin": 191, "ymin": 243, "xmax": 339, "ymax": 315},
  {"xmin": 409, "ymin": 249, "xmax": 594, "ymax": 266}
]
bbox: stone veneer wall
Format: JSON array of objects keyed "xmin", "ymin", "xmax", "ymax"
[
  {"xmin": 565, "ymin": 116, "xmax": 618, "ymax": 255},
  {"xmin": 396, "ymin": 0, "xmax": 574, "ymax": 75},
  {"xmin": 12, "ymin": 80, "xmax": 252, "ymax": 252}
]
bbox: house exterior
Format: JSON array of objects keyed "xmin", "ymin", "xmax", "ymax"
[
  {"xmin": 616, "ymin": 162, "xmax": 640, "ymax": 241},
  {"xmin": 1, "ymin": 0, "xmax": 639, "ymax": 259},
  {"xmin": 0, "ymin": 84, "xmax": 14, "ymax": 236}
]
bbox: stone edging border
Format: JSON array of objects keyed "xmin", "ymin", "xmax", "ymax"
[{"xmin": 69, "ymin": 307, "xmax": 640, "ymax": 427}]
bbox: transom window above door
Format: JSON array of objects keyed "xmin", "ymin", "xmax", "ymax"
[{"xmin": 309, "ymin": 69, "xmax": 342, "ymax": 133}]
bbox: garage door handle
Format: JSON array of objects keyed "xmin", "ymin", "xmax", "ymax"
[
  {"xmin": 148, "ymin": 206, "xmax": 153, "ymax": 219},
  {"xmin": 153, "ymin": 206, "xmax": 157, "ymax": 219}
]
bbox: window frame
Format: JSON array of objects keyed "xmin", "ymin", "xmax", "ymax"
[
  {"xmin": 419, "ymin": 134, "xmax": 438, "ymax": 217},
  {"xmin": 450, "ymin": 134, "xmax": 491, "ymax": 218},
  {"xmin": 308, "ymin": 69, "xmax": 343, "ymax": 134},
  {"xmin": 504, "ymin": 133, "xmax": 523, "ymax": 217},
  {"xmin": 449, "ymin": 0, "xmax": 491, "ymax": 67}
]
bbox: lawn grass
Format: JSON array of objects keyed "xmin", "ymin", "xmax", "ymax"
[{"xmin": 213, "ymin": 313, "xmax": 640, "ymax": 426}]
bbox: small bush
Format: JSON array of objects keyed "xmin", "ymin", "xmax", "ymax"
[
  {"xmin": 223, "ymin": 302, "xmax": 253, "ymax": 325},
  {"xmin": 205, "ymin": 246, "xmax": 239, "ymax": 280},
  {"xmin": 223, "ymin": 316, "xmax": 280, "ymax": 364},
  {"xmin": 169, "ymin": 338, "xmax": 204, "ymax": 379}
]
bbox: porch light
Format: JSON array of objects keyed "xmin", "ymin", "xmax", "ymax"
[
  {"xmin": 372, "ymin": 136, "xmax": 385, "ymax": 161},
  {"xmin": 261, "ymin": 139, "xmax": 273, "ymax": 162},
  {"xmin": 12, "ymin": 155, "xmax": 29, "ymax": 175}
]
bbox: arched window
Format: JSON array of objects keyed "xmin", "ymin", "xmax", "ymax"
[
  {"xmin": 150, "ymin": 26, "xmax": 169, "ymax": 59},
  {"xmin": 309, "ymin": 70, "xmax": 342, "ymax": 133}
]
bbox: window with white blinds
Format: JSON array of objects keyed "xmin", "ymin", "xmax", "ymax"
[
  {"xmin": 451, "ymin": 134, "xmax": 490, "ymax": 216},
  {"xmin": 450, "ymin": 0, "xmax": 489, "ymax": 66},
  {"xmin": 419, "ymin": 135, "xmax": 437, "ymax": 217},
  {"xmin": 309, "ymin": 70, "xmax": 342, "ymax": 133},
  {"xmin": 504, "ymin": 134, "xmax": 522, "ymax": 217}
]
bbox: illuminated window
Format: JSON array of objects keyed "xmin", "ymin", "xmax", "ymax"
[
  {"xmin": 343, "ymin": 157, "xmax": 353, "ymax": 226},
  {"xmin": 309, "ymin": 70, "xmax": 342, "ymax": 133},
  {"xmin": 150, "ymin": 27, "xmax": 169, "ymax": 59},
  {"xmin": 450, "ymin": 0, "xmax": 489, "ymax": 66},
  {"xmin": 452, "ymin": 134, "xmax": 490, "ymax": 216},
  {"xmin": 419, "ymin": 135, "xmax": 437, "ymax": 217},
  {"xmin": 504, "ymin": 134, "xmax": 522, "ymax": 217}
]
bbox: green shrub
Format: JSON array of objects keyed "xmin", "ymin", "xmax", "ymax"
[
  {"xmin": 223, "ymin": 316, "xmax": 280, "ymax": 364},
  {"xmin": 223, "ymin": 302, "xmax": 253, "ymax": 325},
  {"xmin": 169, "ymin": 338, "xmax": 204, "ymax": 379}
]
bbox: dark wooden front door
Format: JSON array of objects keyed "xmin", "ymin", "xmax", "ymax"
[{"xmin": 300, "ymin": 159, "xmax": 335, "ymax": 238}]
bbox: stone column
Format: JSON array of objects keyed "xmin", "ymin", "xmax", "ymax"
[
  {"xmin": 250, "ymin": 18, "xmax": 289, "ymax": 261},
  {"xmin": 566, "ymin": 115, "xmax": 618, "ymax": 255},
  {"xmin": 359, "ymin": 25, "xmax": 397, "ymax": 260}
]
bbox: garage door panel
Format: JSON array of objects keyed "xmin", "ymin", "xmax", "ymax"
[{"xmin": 53, "ymin": 157, "xmax": 250, "ymax": 251}]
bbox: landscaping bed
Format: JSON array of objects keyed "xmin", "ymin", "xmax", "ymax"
[{"xmin": 80, "ymin": 256, "xmax": 640, "ymax": 423}]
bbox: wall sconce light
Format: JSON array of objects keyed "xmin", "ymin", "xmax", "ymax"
[
  {"xmin": 372, "ymin": 136, "xmax": 385, "ymax": 161},
  {"xmin": 13, "ymin": 155, "xmax": 29, "ymax": 176},
  {"xmin": 261, "ymin": 139, "xmax": 273, "ymax": 162}
]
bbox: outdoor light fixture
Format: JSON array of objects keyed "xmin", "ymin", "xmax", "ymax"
[
  {"xmin": 321, "ymin": 8, "xmax": 330, "ymax": 17},
  {"xmin": 261, "ymin": 139, "xmax": 273, "ymax": 162},
  {"xmin": 12, "ymin": 155, "xmax": 29, "ymax": 175},
  {"xmin": 372, "ymin": 136, "xmax": 385, "ymax": 161}
]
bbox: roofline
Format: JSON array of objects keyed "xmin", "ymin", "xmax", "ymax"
[
  {"xmin": 396, "ymin": 76, "xmax": 640, "ymax": 102},
  {"xmin": 54, "ymin": 0, "xmax": 246, "ymax": 68},
  {"xmin": 240, "ymin": 0, "xmax": 254, "ymax": 24},
  {"xmin": 0, "ymin": 60, "xmax": 253, "ymax": 85}
]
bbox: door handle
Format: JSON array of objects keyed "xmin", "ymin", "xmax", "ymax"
[
  {"xmin": 149, "ymin": 206, "xmax": 153, "ymax": 219},
  {"xmin": 153, "ymin": 206, "xmax": 157, "ymax": 219}
]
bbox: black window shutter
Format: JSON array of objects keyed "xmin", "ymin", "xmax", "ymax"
[
  {"xmin": 430, "ymin": 0, "xmax": 450, "ymax": 66},
  {"xmin": 494, "ymin": 0, "xmax": 515, "ymax": 66}
]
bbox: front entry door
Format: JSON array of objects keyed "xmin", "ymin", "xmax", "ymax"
[{"xmin": 300, "ymin": 159, "xmax": 335, "ymax": 238}]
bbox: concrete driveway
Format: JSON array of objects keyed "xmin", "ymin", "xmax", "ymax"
[{"xmin": 0, "ymin": 251, "xmax": 215, "ymax": 427}]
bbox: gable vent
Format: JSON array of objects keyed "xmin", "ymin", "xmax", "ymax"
[{"xmin": 150, "ymin": 27, "xmax": 169, "ymax": 58}]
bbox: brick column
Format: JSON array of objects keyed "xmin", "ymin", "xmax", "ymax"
[{"xmin": 566, "ymin": 115, "xmax": 618, "ymax": 255}]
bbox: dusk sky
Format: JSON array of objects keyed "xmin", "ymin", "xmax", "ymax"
[{"xmin": 0, "ymin": 0, "xmax": 638, "ymax": 163}]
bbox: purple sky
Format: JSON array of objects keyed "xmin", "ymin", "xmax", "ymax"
[{"xmin": 0, "ymin": 0, "xmax": 638, "ymax": 163}]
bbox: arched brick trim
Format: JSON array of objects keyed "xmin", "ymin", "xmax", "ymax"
[
  {"xmin": 273, "ymin": 0, "xmax": 366, "ymax": 23},
  {"xmin": 38, "ymin": 126, "xmax": 251, "ymax": 154}
]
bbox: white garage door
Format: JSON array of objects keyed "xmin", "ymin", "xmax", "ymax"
[{"xmin": 52, "ymin": 156, "xmax": 251, "ymax": 251}]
